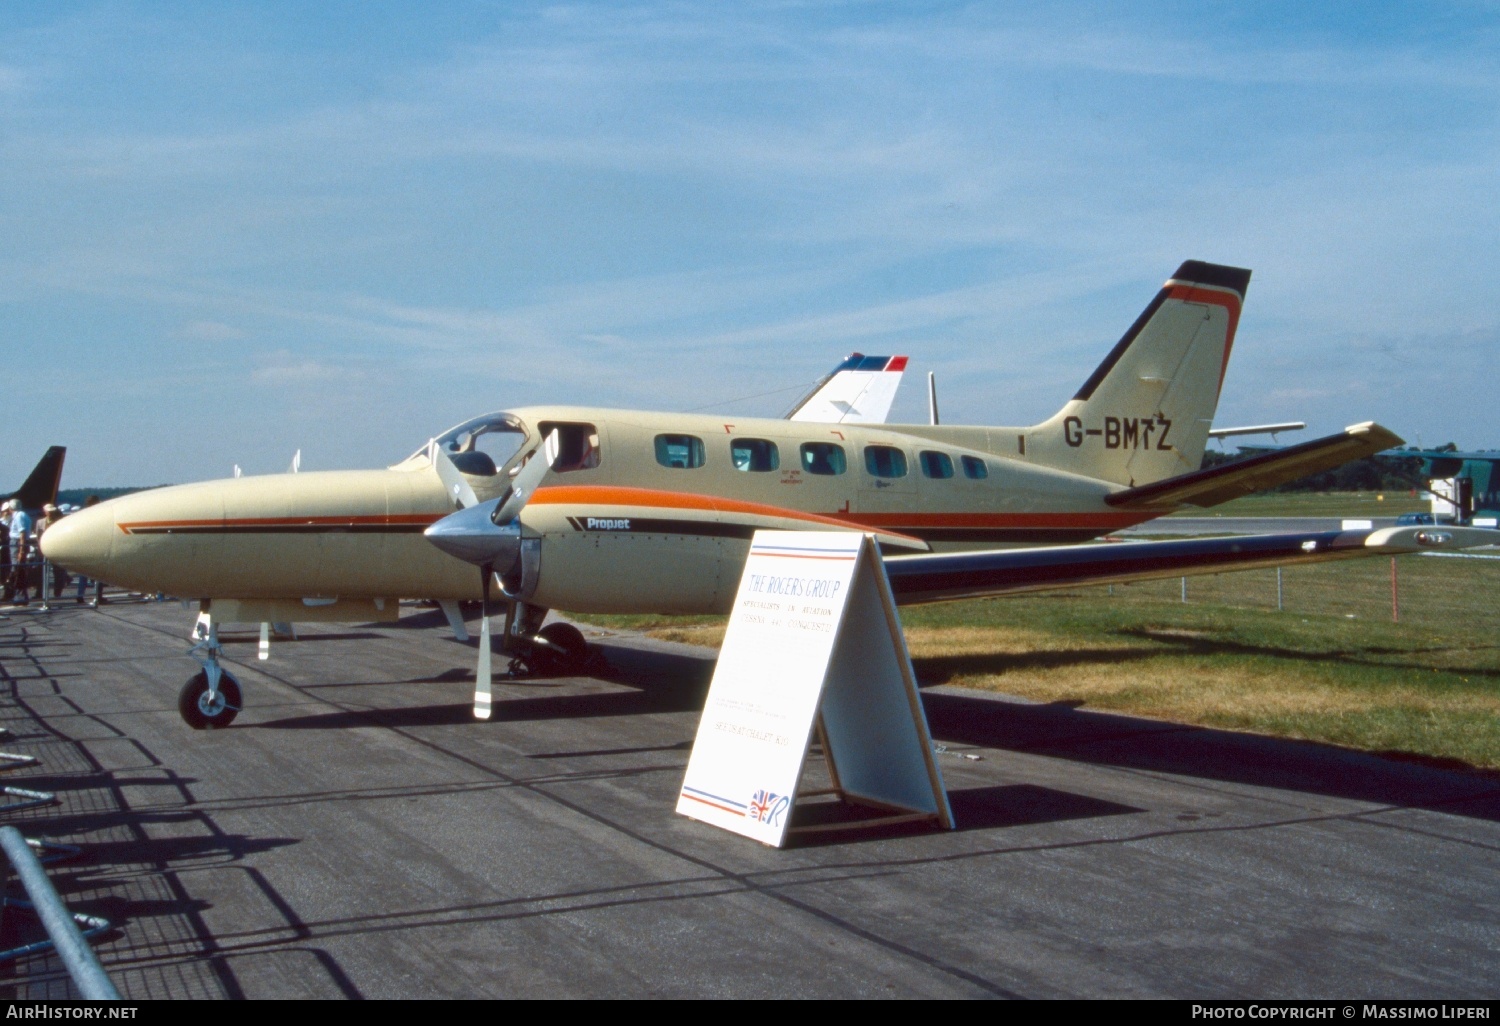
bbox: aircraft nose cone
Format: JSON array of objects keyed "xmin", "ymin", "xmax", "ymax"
[
  {"xmin": 424, "ymin": 499, "xmax": 516, "ymax": 567},
  {"xmin": 39, "ymin": 503, "xmax": 115, "ymax": 576}
]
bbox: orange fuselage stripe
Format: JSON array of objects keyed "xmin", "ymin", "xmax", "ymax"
[
  {"xmin": 118, "ymin": 487, "xmax": 1146, "ymax": 535},
  {"xmin": 527, "ymin": 485, "xmax": 918, "ymax": 536}
]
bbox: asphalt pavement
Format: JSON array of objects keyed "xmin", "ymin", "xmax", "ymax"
[{"xmin": 0, "ymin": 596, "xmax": 1496, "ymax": 999}]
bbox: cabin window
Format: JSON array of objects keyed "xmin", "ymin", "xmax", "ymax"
[
  {"xmin": 962, "ymin": 455, "xmax": 989, "ymax": 480},
  {"xmin": 537, "ymin": 422, "xmax": 601, "ymax": 472},
  {"xmin": 800, "ymin": 442, "xmax": 846, "ymax": 476},
  {"xmin": 920, "ymin": 451, "xmax": 954, "ymax": 479},
  {"xmin": 731, "ymin": 438, "xmax": 779, "ymax": 472},
  {"xmin": 864, "ymin": 445, "xmax": 908, "ymax": 479},
  {"xmin": 655, "ymin": 434, "xmax": 706, "ymax": 469}
]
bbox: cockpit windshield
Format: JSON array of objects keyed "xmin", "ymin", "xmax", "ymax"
[{"xmin": 407, "ymin": 412, "xmax": 530, "ymax": 477}]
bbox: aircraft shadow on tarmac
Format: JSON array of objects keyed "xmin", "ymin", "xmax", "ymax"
[
  {"xmin": 911, "ymin": 636, "xmax": 1500, "ymax": 687},
  {"xmin": 250, "ymin": 637, "xmax": 1500, "ymax": 825},
  {"xmin": 219, "ymin": 632, "xmax": 386, "ymax": 645}
]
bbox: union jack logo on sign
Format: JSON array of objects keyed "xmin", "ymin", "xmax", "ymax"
[{"xmin": 749, "ymin": 789, "xmax": 789, "ymax": 826}]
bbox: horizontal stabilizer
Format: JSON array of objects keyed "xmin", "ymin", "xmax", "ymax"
[
  {"xmin": 1207, "ymin": 421, "xmax": 1305, "ymax": 439},
  {"xmin": 884, "ymin": 524, "xmax": 1494, "ymax": 606},
  {"xmin": 1104, "ymin": 422, "xmax": 1403, "ymax": 509}
]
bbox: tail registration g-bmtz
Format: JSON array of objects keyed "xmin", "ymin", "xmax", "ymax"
[{"xmin": 43, "ymin": 261, "xmax": 1485, "ymax": 728}]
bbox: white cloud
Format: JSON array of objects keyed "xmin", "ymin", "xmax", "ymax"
[
  {"xmin": 177, "ymin": 319, "xmax": 247, "ymax": 342},
  {"xmin": 251, "ymin": 356, "xmax": 351, "ymax": 385}
]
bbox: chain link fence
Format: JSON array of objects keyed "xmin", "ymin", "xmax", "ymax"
[{"xmin": 1105, "ymin": 550, "xmax": 1500, "ymax": 633}]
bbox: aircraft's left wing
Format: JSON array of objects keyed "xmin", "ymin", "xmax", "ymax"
[
  {"xmin": 883, "ymin": 525, "xmax": 1494, "ymax": 606},
  {"xmin": 1105, "ymin": 422, "xmax": 1402, "ymax": 510}
]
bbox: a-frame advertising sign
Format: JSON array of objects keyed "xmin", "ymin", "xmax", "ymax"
[{"xmin": 676, "ymin": 531, "xmax": 953, "ymax": 847}]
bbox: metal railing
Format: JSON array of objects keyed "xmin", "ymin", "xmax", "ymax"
[{"xmin": 0, "ymin": 826, "xmax": 119, "ymax": 999}]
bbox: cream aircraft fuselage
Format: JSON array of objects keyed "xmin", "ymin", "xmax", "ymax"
[
  {"xmin": 44, "ymin": 405, "xmax": 1154, "ymax": 617},
  {"xmin": 44, "ymin": 259, "xmax": 1408, "ymax": 624}
]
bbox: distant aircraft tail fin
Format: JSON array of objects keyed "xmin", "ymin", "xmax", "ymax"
[
  {"xmin": 9, "ymin": 446, "xmax": 66, "ymax": 509},
  {"xmin": 1027, "ymin": 260, "xmax": 1250, "ymax": 486},
  {"xmin": 787, "ymin": 353, "xmax": 908, "ymax": 424}
]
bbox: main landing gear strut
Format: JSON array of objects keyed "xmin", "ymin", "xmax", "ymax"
[
  {"xmin": 180, "ymin": 609, "xmax": 241, "ymax": 729},
  {"xmin": 499, "ymin": 602, "xmax": 592, "ymax": 678}
]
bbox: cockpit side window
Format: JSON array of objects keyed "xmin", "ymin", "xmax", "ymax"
[{"xmin": 538, "ymin": 422, "xmax": 602, "ymax": 472}]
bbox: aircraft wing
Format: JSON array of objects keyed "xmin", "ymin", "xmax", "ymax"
[
  {"xmin": 1104, "ymin": 422, "xmax": 1402, "ymax": 510},
  {"xmin": 883, "ymin": 524, "xmax": 1494, "ymax": 605}
]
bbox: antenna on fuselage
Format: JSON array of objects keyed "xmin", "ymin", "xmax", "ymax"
[{"xmin": 927, "ymin": 372, "xmax": 940, "ymax": 426}]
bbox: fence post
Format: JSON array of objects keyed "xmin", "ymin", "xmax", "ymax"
[{"xmin": 0, "ymin": 826, "xmax": 119, "ymax": 999}]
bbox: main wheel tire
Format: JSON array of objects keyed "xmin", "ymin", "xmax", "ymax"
[
  {"xmin": 178, "ymin": 670, "xmax": 242, "ymax": 730},
  {"xmin": 533, "ymin": 622, "xmax": 589, "ymax": 674}
]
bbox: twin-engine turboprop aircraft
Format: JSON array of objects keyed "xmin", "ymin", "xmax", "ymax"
[{"xmin": 43, "ymin": 260, "xmax": 1489, "ymax": 729}]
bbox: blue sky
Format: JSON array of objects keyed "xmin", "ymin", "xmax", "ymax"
[{"xmin": 3, "ymin": 2, "xmax": 1497, "ymax": 486}]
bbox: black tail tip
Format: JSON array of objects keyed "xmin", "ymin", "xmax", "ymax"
[{"xmin": 1172, "ymin": 260, "xmax": 1252, "ymax": 297}]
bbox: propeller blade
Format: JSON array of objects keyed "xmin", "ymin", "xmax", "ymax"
[
  {"xmin": 474, "ymin": 564, "xmax": 493, "ymax": 720},
  {"xmin": 426, "ymin": 429, "xmax": 559, "ymax": 567},
  {"xmin": 431, "ymin": 440, "xmax": 480, "ymax": 510},
  {"xmin": 492, "ymin": 430, "xmax": 559, "ymax": 525}
]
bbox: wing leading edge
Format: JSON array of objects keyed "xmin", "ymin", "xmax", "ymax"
[{"xmin": 882, "ymin": 525, "xmax": 1495, "ymax": 606}]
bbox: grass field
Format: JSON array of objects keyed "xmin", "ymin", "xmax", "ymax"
[{"xmin": 577, "ymin": 547, "xmax": 1500, "ymax": 770}]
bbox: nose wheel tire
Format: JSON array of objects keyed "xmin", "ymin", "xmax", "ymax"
[
  {"xmin": 179, "ymin": 670, "xmax": 242, "ymax": 729},
  {"xmin": 531, "ymin": 622, "xmax": 589, "ymax": 675}
]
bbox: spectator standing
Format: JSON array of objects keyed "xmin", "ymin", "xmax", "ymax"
[
  {"xmin": 0, "ymin": 503, "xmax": 9, "ymax": 602},
  {"xmin": 36, "ymin": 503, "xmax": 64, "ymax": 609},
  {"xmin": 5, "ymin": 500, "xmax": 33, "ymax": 606}
]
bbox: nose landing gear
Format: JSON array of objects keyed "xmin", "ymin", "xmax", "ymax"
[
  {"xmin": 181, "ymin": 609, "xmax": 241, "ymax": 729},
  {"xmin": 179, "ymin": 670, "xmax": 242, "ymax": 730}
]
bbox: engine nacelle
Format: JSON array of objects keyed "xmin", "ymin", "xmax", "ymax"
[{"xmin": 498, "ymin": 535, "xmax": 542, "ymax": 600}]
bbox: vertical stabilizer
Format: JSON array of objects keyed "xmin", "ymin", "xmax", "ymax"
[
  {"xmin": 9, "ymin": 446, "xmax": 66, "ymax": 510},
  {"xmin": 788, "ymin": 354, "xmax": 909, "ymax": 424},
  {"xmin": 1027, "ymin": 261, "xmax": 1250, "ymax": 487}
]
